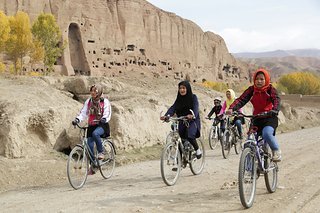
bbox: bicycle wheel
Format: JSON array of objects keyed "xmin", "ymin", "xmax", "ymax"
[
  {"xmin": 190, "ymin": 139, "xmax": 205, "ymax": 175},
  {"xmin": 221, "ymin": 130, "xmax": 231, "ymax": 159},
  {"xmin": 166, "ymin": 132, "xmax": 179, "ymax": 144},
  {"xmin": 233, "ymin": 134, "xmax": 241, "ymax": 155},
  {"xmin": 160, "ymin": 142, "xmax": 181, "ymax": 186},
  {"xmin": 208, "ymin": 126, "xmax": 219, "ymax": 150},
  {"xmin": 99, "ymin": 140, "xmax": 116, "ymax": 179},
  {"xmin": 264, "ymin": 146, "xmax": 278, "ymax": 193},
  {"xmin": 238, "ymin": 147, "xmax": 257, "ymax": 208},
  {"xmin": 67, "ymin": 146, "xmax": 88, "ymax": 190}
]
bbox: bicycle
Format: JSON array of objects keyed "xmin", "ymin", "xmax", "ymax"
[
  {"xmin": 220, "ymin": 114, "xmax": 242, "ymax": 159},
  {"xmin": 160, "ymin": 114, "xmax": 205, "ymax": 186},
  {"xmin": 237, "ymin": 112, "xmax": 279, "ymax": 208},
  {"xmin": 67, "ymin": 123, "xmax": 116, "ymax": 190},
  {"xmin": 206, "ymin": 117, "xmax": 223, "ymax": 150}
]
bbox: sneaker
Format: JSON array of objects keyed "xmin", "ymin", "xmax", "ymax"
[
  {"xmin": 272, "ymin": 150, "xmax": 282, "ymax": 162},
  {"xmin": 97, "ymin": 153, "xmax": 105, "ymax": 160},
  {"xmin": 195, "ymin": 149, "xmax": 202, "ymax": 159},
  {"xmin": 88, "ymin": 167, "xmax": 96, "ymax": 175}
]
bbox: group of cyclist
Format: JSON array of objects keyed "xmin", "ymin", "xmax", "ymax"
[
  {"xmin": 206, "ymin": 68, "xmax": 281, "ymax": 162},
  {"xmin": 71, "ymin": 68, "xmax": 281, "ymax": 175}
]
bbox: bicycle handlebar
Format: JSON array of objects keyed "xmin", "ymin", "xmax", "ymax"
[
  {"xmin": 232, "ymin": 111, "xmax": 277, "ymax": 119},
  {"xmin": 73, "ymin": 122, "xmax": 88, "ymax": 130},
  {"xmin": 164, "ymin": 115, "xmax": 189, "ymax": 122},
  {"xmin": 160, "ymin": 109, "xmax": 195, "ymax": 122}
]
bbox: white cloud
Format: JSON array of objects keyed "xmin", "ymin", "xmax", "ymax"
[
  {"xmin": 220, "ymin": 26, "xmax": 320, "ymax": 53},
  {"xmin": 147, "ymin": 0, "xmax": 320, "ymax": 52}
]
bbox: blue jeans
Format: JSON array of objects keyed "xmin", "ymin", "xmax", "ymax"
[
  {"xmin": 87, "ymin": 127, "xmax": 105, "ymax": 159},
  {"xmin": 234, "ymin": 119, "xmax": 242, "ymax": 136},
  {"xmin": 222, "ymin": 118, "xmax": 242, "ymax": 136},
  {"xmin": 262, "ymin": 126, "xmax": 279, "ymax": 151}
]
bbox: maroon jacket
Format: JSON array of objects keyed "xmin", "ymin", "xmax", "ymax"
[{"xmin": 229, "ymin": 85, "xmax": 280, "ymax": 115}]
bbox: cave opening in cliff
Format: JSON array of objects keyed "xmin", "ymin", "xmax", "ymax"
[{"xmin": 68, "ymin": 23, "xmax": 90, "ymax": 75}]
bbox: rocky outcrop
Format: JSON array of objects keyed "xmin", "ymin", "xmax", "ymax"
[
  {"xmin": 0, "ymin": 0, "xmax": 247, "ymax": 82},
  {"xmin": 1, "ymin": 75, "xmax": 320, "ymax": 158}
]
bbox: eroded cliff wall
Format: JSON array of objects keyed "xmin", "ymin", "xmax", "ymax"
[{"xmin": 0, "ymin": 0, "xmax": 246, "ymax": 82}]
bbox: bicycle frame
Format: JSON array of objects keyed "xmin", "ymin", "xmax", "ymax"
[
  {"xmin": 167, "ymin": 117, "xmax": 194, "ymax": 167},
  {"xmin": 237, "ymin": 111, "xmax": 279, "ymax": 208},
  {"xmin": 242, "ymin": 116, "xmax": 274, "ymax": 173},
  {"xmin": 243, "ymin": 132, "xmax": 269, "ymax": 173},
  {"xmin": 76, "ymin": 124, "xmax": 112, "ymax": 168}
]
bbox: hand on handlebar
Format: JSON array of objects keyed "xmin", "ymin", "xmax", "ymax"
[
  {"xmin": 160, "ymin": 115, "xmax": 170, "ymax": 122},
  {"xmin": 100, "ymin": 118, "xmax": 107, "ymax": 124},
  {"xmin": 226, "ymin": 109, "xmax": 233, "ymax": 115},
  {"xmin": 186, "ymin": 114, "xmax": 194, "ymax": 120},
  {"xmin": 72, "ymin": 118, "xmax": 80, "ymax": 126},
  {"xmin": 269, "ymin": 110, "xmax": 279, "ymax": 116}
]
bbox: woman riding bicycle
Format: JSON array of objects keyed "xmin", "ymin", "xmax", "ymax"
[
  {"xmin": 72, "ymin": 84, "xmax": 112, "ymax": 174},
  {"xmin": 160, "ymin": 80, "xmax": 202, "ymax": 159},
  {"xmin": 227, "ymin": 68, "xmax": 282, "ymax": 162},
  {"xmin": 219, "ymin": 89, "xmax": 244, "ymax": 139}
]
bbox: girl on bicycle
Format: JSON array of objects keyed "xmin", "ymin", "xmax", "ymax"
[
  {"xmin": 227, "ymin": 68, "xmax": 281, "ymax": 162},
  {"xmin": 72, "ymin": 84, "xmax": 112, "ymax": 173},
  {"xmin": 160, "ymin": 80, "xmax": 202, "ymax": 159},
  {"xmin": 206, "ymin": 97, "xmax": 224, "ymax": 136},
  {"xmin": 219, "ymin": 89, "xmax": 244, "ymax": 139},
  {"xmin": 207, "ymin": 96, "xmax": 223, "ymax": 119}
]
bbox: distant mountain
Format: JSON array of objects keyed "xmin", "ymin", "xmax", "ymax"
[
  {"xmin": 238, "ymin": 56, "xmax": 320, "ymax": 80},
  {"xmin": 233, "ymin": 48, "xmax": 320, "ymax": 58},
  {"xmin": 233, "ymin": 49, "xmax": 320, "ymax": 80}
]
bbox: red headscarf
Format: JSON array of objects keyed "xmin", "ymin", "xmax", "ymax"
[{"xmin": 253, "ymin": 68, "xmax": 270, "ymax": 92}]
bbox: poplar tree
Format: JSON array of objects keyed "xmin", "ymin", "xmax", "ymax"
[
  {"xmin": 5, "ymin": 11, "xmax": 33, "ymax": 74},
  {"xmin": 32, "ymin": 13, "xmax": 63, "ymax": 73},
  {"xmin": 0, "ymin": 10, "xmax": 10, "ymax": 52}
]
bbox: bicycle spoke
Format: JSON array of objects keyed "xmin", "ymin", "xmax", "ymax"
[
  {"xmin": 160, "ymin": 142, "xmax": 181, "ymax": 186},
  {"xmin": 239, "ymin": 147, "xmax": 257, "ymax": 208},
  {"xmin": 67, "ymin": 146, "xmax": 88, "ymax": 190},
  {"xmin": 99, "ymin": 140, "xmax": 116, "ymax": 179}
]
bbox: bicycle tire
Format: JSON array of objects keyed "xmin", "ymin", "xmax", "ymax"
[
  {"xmin": 208, "ymin": 126, "xmax": 219, "ymax": 150},
  {"xmin": 67, "ymin": 145, "xmax": 88, "ymax": 190},
  {"xmin": 221, "ymin": 130, "xmax": 231, "ymax": 159},
  {"xmin": 234, "ymin": 133, "xmax": 241, "ymax": 155},
  {"xmin": 264, "ymin": 146, "xmax": 278, "ymax": 193},
  {"xmin": 160, "ymin": 142, "xmax": 181, "ymax": 186},
  {"xmin": 166, "ymin": 132, "xmax": 179, "ymax": 144},
  {"xmin": 238, "ymin": 147, "xmax": 257, "ymax": 208},
  {"xmin": 99, "ymin": 140, "xmax": 116, "ymax": 179},
  {"xmin": 190, "ymin": 139, "xmax": 205, "ymax": 175}
]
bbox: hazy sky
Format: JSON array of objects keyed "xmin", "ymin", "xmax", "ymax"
[{"xmin": 146, "ymin": 0, "xmax": 320, "ymax": 53}]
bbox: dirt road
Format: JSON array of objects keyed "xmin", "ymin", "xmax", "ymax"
[{"xmin": 1, "ymin": 127, "xmax": 320, "ymax": 212}]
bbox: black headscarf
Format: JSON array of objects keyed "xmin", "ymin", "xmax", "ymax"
[{"xmin": 174, "ymin": 81, "xmax": 194, "ymax": 116}]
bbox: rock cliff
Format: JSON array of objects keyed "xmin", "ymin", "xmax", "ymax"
[{"xmin": 0, "ymin": 0, "xmax": 246, "ymax": 82}]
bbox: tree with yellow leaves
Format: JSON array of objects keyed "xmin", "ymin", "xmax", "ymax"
[
  {"xmin": 0, "ymin": 10, "xmax": 10, "ymax": 53},
  {"xmin": 278, "ymin": 72, "xmax": 320, "ymax": 95},
  {"xmin": 5, "ymin": 11, "xmax": 33, "ymax": 74},
  {"xmin": 32, "ymin": 13, "xmax": 63, "ymax": 73}
]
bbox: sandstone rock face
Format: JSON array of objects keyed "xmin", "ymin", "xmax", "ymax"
[
  {"xmin": 0, "ymin": 0, "xmax": 247, "ymax": 82},
  {"xmin": 1, "ymin": 75, "xmax": 320, "ymax": 159}
]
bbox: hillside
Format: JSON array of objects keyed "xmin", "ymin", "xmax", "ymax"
[
  {"xmin": 239, "ymin": 56, "xmax": 320, "ymax": 80},
  {"xmin": 0, "ymin": 0, "xmax": 247, "ymax": 82},
  {"xmin": 232, "ymin": 49, "xmax": 320, "ymax": 80}
]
